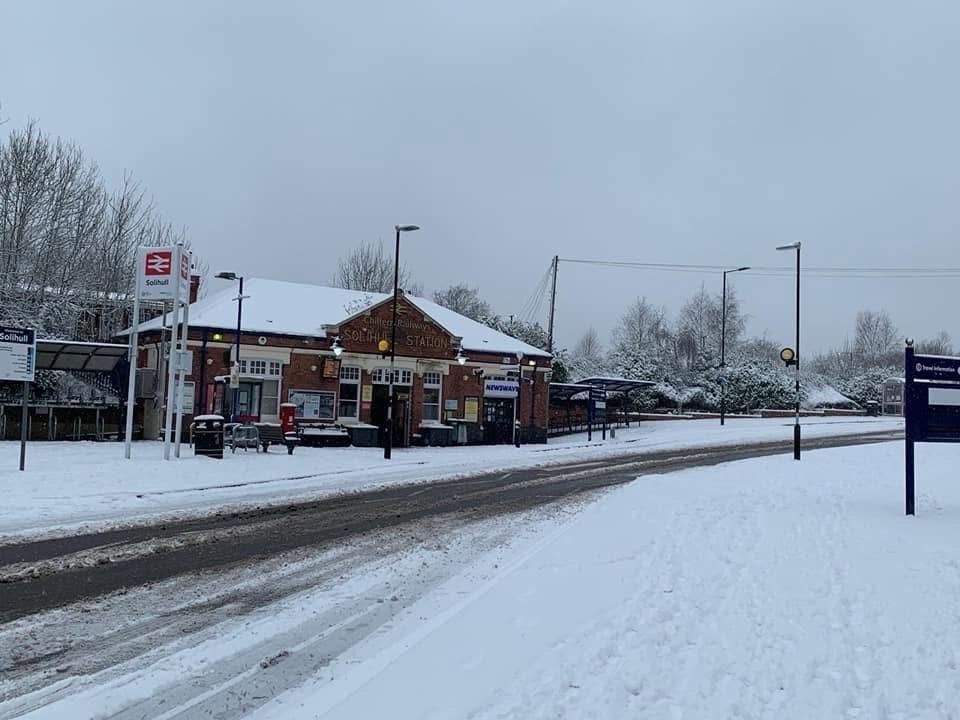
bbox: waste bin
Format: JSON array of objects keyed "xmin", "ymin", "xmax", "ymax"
[
  {"xmin": 192, "ymin": 414, "xmax": 225, "ymax": 459},
  {"xmin": 865, "ymin": 400, "xmax": 880, "ymax": 417}
]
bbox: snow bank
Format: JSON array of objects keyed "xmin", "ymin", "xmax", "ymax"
[{"xmin": 0, "ymin": 416, "xmax": 901, "ymax": 540}]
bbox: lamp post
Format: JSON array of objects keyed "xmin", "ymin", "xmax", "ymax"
[
  {"xmin": 215, "ymin": 272, "xmax": 245, "ymax": 422},
  {"xmin": 527, "ymin": 359, "xmax": 537, "ymax": 440},
  {"xmin": 720, "ymin": 266, "xmax": 750, "ymax": 426},
  {"xmin": 776, "ymin": 242, "xmax": 802, "ymax": 460},
  {"xmin": 385, "ymin": 224, "xmax": 419, "ymax": 460},
  {"xmin": 514, "ymin": 351, "xmax": 524, "ymax": 447}
]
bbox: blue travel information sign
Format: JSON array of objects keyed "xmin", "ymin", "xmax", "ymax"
[{"xmin": 904, "ymin": 345, "xmax": 960, "ymax": 515}]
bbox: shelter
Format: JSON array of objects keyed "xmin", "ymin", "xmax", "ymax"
[
  {"xmin": 0, "ymin": 339, "xmax": 129, "ymax": 441},
  {"xmin": 548, "ymin": 377, "xmax": 656, "ymax": 436}
]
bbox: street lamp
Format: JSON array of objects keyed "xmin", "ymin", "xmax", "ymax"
[
  {"xmin": 385, "ymin": 224, "xmax": 420, "ymax": 460},
  {"xmin": 215, "ymin": 271, "xmax": 246, "ymax": 422},
  {"xmin": 527, "ymin": 358, "xmax": 537, "ymax": 438},
  {"xmin": 331, "ymin": 336, "xmax": 343, "ymax": 357},
  {"xmin": 514, "ymin": 351, "xmax": 524, "ymax": 447},
  {"xmin": 720, "ymin": 266, "xmax": 750, "ymax": 426},
  {"xmin": 776, "ymin": 242, "xmax": 802, "ymax": 460},
  {"xmin": 455, "ymin": 343, "xmax": 467, "ymax": 366}
]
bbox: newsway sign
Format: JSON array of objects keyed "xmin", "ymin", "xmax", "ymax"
[
  {"xmin": 0, "ymin": 326, "xmax": 36, "ymax": 382},
  {"xmin": 484, "ymin": 379, "xmax": 518, "ymax": 398}
]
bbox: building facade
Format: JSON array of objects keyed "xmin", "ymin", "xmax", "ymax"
[{"xmin": 132, "ymin": 279, "xmax": 551, "ymax": 445}]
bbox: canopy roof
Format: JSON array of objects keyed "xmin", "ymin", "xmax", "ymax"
[
  {"xmin": 575, "ymin": 376, "xmax": 657, "ymax": 395},
  {"xmin": 549, "ymin": 377, "xmax": 656, "ymax": 402},
  {"xmin": 36, "ymin": 340, "xmax": 128, "ymax": 373},
  {"xmin": 548, "ymin": 383, "xmax": 595, "ymax": 402}
]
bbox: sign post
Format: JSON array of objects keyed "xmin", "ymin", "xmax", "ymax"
[
  {"xmin": 128, "ymin": 244, "xmax": 191, "ymax": 460},
  {"xmin": 0, "ymin": 326, "xmax": 36, "ymax": 471},
  {"xmin": 903, "ymin": 340, "xmax": 960, "ymax": 515},
  {"xmin": 589, "ymin": 388, "xmax": 606, "ymax": 442}
]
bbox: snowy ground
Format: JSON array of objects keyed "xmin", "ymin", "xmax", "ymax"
[
  {"xmin": 6, "ymin": 436, "xmax": 959, "ymax": 719},
  {"xmin": 254, "ymin": 440, "xmax": 960, "ymax": 719},
  {"xmin": 0, "ymin": 416, "xmax": 900, "ymax": 540}
]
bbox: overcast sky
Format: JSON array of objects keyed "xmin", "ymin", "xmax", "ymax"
[{"xmin": 3, "ymin": 0, "xmax": 960, "ymax": 355}]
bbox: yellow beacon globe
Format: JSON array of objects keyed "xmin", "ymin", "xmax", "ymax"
[
  {"xmin": 378, "ymin": 339, "xmax": 390, "ymax": 353},
  {"xmin": 780, "ymin": 347, "xmax": 796, "ymax": 363}
]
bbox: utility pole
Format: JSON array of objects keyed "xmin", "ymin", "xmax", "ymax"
[
  {"xmin": 546, "ymin": 255, "xmax": 559, "ymax": 355},
  {"xmin": 720, "ymin": 266, "xmax": 750, "ymax": 426}
]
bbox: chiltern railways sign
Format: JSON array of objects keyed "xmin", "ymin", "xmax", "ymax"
[{"xmin": 0, "ymin": 327, "xmax": 36, "ymax": 382}]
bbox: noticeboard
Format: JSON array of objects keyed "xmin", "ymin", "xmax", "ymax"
[
  {"xmin": 288, "ymin": 389, "xmax": 336, "ymax": 420},
  {"xmin": 464, "ymin": 396, "xmax": 479, "ymax": 423},
  {"xmin": 0, "ymin": 327, "xmax": 36, "ymax": 382}
]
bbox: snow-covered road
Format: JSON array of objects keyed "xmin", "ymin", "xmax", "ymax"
[
  {"xmin": 0, "ymin": 416, "xmax": 901, "ymax": 540},
  {"xmin": 245, "ymin": 439, "xmax": 959, "ymax": 720},
  {"xmin": 7, "ymin": 436, "xmax": 960, "ymax": 719}
]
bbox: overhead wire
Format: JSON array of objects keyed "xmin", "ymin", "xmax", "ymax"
[{"xmin": 559, "ymin": 257, "xmax": 960, "ymax": 279}]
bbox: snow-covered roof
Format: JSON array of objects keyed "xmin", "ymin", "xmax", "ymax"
[{"xmin": 133, "ymin": 278, "xmax": 550, "ymax": 358}]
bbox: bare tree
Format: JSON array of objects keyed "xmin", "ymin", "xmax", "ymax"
[
  {"xmin": 331, "ymin": 240, "xmax": 418, "ymax": 294},
  {"xmin": 432, "ymin": 284, "xmax": 494, "ymax": 322},
  {"xmin": 0, "ymin": 121, "xmax": 192, "ymax": 340},
  {"xmin": 854, "ymin": 310, "xmax": 898, "ymax": 364},
  {"xmin": 917, "ymin": 331, "xmax": 953, "ymax": 356}
]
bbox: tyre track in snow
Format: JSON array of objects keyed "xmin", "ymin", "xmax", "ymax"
[{"xmin": 0, "ymin": 430, "xmax": 900, "ymax": 624}]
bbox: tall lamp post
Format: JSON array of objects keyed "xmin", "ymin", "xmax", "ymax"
[
  {"xmin": 720, "ymin": 266, "xmax": 750, "ymax": 426},
  {"xmin": 776, "ymin": 242, "xmax": 802, "ymax": 460},
  {"xmin": 215, "ymin": 271, "xmax": 245, "ymax": 422},
  {"xmin": 385, "ymin": 224, "xmax": 419, "ymax": 460}
]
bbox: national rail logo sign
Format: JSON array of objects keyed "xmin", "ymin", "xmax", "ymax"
[
  {"xmin": 144, "ymin": 250, "xmax": 173, "ymax": 276},
  {"xmin": 137, "ymin": 246, "xmax": 191, "ymax": 301}
]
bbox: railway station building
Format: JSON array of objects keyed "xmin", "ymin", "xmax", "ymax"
[{"xmin": 131, "ymin": 279, "xmax": 551, "ymax": 446}]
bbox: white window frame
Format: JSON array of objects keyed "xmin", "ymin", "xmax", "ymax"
[
  {"xmin": 338, "ymin": 365, "xmax": 361, "ymax": 421},
  {"xmin": 422, "ymin": 371, "xmax": 442, "ymax": 423},
  {"xmin": 268, "ymin": 360, "xmax": 282, "ymax": 376},
  {"xmin": 372, "ymin": 368, "xmax": 412, "ymax": 385}
]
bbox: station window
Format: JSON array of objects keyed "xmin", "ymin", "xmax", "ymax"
[
  {"xmin": 268, "ymin": 361, "xmax": 282, "ymax": 376},
  {"xmin": 338, "ymin": 365, "xmax": 361, "ymax": 420},
  {"xmin": 372, "ymin": 368, "xmax": 411, "ymax": 385},
  {"xmin": 242, "ymin": 359, "xmax": 266, "ymax": 376},
  {"xmin": 422, "ymin": 372, "xmax": 441, "ymax": 422}
]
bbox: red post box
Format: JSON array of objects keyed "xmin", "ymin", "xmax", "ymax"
[{"xmin": 280, "ymin": 403, "xmax": 297, "ymax": 434}]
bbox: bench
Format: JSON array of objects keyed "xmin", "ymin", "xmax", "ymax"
[{"xmin": 253, "ymin": 422, "xmax": 300, "ymax": 454}]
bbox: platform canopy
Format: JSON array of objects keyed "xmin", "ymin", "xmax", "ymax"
[
  {"xmin": 35, "ymin": 339, "xmax": 129, "ymax": 373},
  {"xmin": 548, "ymin": 382, "xmax": 595, "ymax": 402},
  {"xmin": 574, "ymin": 376, "xmax": 657, "ymax": 395},
  {"xmin": 549, "ymin": 377, "xmax": 656, "ymax": 402}
]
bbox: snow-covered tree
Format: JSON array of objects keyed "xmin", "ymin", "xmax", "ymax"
[
  {"xmin": 568, "ymin": 327, "xmax": 606, "ymax": 379},
  {"xmin": 608, "ymin": 297, "xmax": 670, "ymax": 380},
  {"xmin": 0, "ymin": 121, "xmax": 193, "ymax": 341}
]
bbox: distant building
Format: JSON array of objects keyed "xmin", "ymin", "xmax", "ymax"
[{"xmin": 128, "ymin": 278, "xmax": 551, "ymax": 445}]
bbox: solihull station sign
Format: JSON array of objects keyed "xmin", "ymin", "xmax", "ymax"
[{"xmin": 334, "ymin": 299, "xmax": 456, "ymax": 358}]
